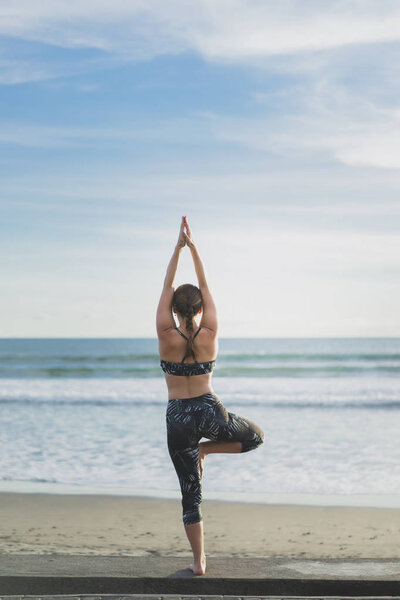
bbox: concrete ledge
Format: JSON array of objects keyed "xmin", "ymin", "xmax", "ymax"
[
  {"xmin": 0, "ymin": 555, "xmax": 399, "ymax": 597},
  {"xmin": 1, "ymin": 575, "xmax": 400, "ymax": 597},
  {"xmin": 0, "ymin": 576, "xmax": 400, "ymax": 598}
]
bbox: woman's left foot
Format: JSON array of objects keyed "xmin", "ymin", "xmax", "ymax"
[{"xmin": 189, "ymin": 555, "xmax": 206, "ymax": 575}]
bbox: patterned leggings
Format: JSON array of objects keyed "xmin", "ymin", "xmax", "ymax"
[{"xmin": 166, "ymin": 392, "xmax": 264, "ymax": 525}]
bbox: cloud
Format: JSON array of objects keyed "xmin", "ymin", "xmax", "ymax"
[
  {"xmin": 3, "ymin": 88, "xmax": 400, "ymax": 170},
  {"xmin": 2, "ymin": 1, "xmax": 400, "ymax": 174},
  {"xmin": 335, "ymin": 127, "xmax": 400, "ymax": 169},
  {"xmin": 215, "ymin": 112, "xmax": 400, "ymax": 169},
  {"xmin": 2, "ymin": 1, "xmax": 400, "ymax": 68},
  {"xmin": 186, "ymin": 1, "xmax": 400, "ymax": 60},
  {"xmin": 2, "ymin": 165, "xmax": 400, "ymax": 233},
  {"xmin": 213, "ymin": 74, "xmax": 400, "ymax": 169}
]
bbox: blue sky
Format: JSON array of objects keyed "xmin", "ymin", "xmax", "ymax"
[{"xmin": 1, "ymin": 1, "xmax": 400, "ymax": 337}]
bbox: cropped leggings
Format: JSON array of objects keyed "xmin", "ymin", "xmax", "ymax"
[{"xmin": 166, "ymin": 392, "xmax": 264, "ymax": 525}]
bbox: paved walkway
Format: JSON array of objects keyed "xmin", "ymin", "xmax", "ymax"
[{"xmin": 0, "ymin": 555, "xmax": 399, "ymax": 597}]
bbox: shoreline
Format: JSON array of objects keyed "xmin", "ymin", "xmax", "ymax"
[
  {"xmin": 0, "ymin": 490, "xmax": 399, "ymax": 559},
  {"xmin": 1, "ymin": 480, "xmax": 400, "ymax": 509}
]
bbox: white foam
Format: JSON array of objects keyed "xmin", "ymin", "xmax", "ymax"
[
  {"xmin": 1, "ymin": 377, "xmax": 400, "ymax": 496},
  {"xmin": 0, "ymin": 480, "xmax": 399, "ymax": 509}
]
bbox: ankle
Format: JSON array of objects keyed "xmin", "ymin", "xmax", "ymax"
[{"xmin": 195, "ymin": 554, "xmax": 206, "ymax": 564}]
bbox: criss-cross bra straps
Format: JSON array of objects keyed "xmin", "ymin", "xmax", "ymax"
[
  {"xmin": 175, "ymin": 326, "xmax": 202, "ymax": 363},
  {"xmin": 175, "ymin": 326, "xmax": 202, "ymax": 341}
]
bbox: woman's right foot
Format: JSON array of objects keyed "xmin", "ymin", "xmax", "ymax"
[{"xmin": 189, "ymin": 555, "xmax": 206, "ymax": 575}]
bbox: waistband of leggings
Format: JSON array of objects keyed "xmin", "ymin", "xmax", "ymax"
[{"xmin": 168, "ymin": 392, "xmax": 216, "ymax": 403}]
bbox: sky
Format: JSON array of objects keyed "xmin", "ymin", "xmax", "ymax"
[{"xmin": 1, "ymin": 0, "xmax": 400, "ymax": 338}]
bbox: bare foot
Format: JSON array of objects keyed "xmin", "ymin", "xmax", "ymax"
[
  {"xmin": 198, "ymin": 443, "xmax": 206, "ymax": 479},
  {"xmin": 189, "ymin": 555, "xmax": 206, "ymax": 575}
]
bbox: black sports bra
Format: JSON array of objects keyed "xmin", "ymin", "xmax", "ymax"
[{"xmin": 160, "ymin": 326, "xmax": 216, "ymax": 376}]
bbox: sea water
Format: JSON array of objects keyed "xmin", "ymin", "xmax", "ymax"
[{"xmin": 0, "ymin": 337, "xmax": 399, "ymax": 506}]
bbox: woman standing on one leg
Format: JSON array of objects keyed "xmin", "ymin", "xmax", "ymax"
[{"xmin": 156, "ymin": 216, "xmax": 264, "ymax": 575}]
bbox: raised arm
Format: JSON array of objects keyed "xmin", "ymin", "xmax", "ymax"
[
  {"xmin": 183, "ymin": 217, "xmax": 218, "ymax": 333},
  {"xmin": 156, "ymin": 218, "xmax": 185, "ymax": 335}
]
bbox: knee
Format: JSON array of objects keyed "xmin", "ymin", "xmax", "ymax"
[
  {"xmin": 182, "ymin": 488, "xmax": 202, "ymax": 525},
  {"xmin": 183, "ymin": 507, "xmax": 203, "ymax": 525},
  {"xmin": 181, "ymin": 474, "xmax": 203, "ymax": 525},
  {"xmin": 241, "ymin": 428, "xmax": 264, "ymax": 453}
]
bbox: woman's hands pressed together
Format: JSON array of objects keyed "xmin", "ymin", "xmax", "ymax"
[
  {"xmin": 176, "ymin": 216, "xmax": 195, "ymax": 249},
  {"xmin": 182, "ymin": 216, "xmax": 195, "ymax": 248}
]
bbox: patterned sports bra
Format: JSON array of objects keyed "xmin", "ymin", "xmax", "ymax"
[{"xmin": 160, "ymin": 326, "xmax": 216, "ymax": 376}]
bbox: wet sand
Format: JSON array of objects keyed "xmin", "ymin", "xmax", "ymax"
[{"xmin": 0, "ymin": 492, "xmax": 399, "ymax": 558}]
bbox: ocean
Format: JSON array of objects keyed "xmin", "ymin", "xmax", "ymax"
[{"xmin": 1, "ymin": 337, "xmax": 399, "ymax": 506}]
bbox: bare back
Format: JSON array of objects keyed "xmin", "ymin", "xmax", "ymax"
[{"xmin": 158, "ymin": 326, "xmax": 218, "ymax": 400}]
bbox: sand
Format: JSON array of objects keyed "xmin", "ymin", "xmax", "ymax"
[{"xmin": 0, "ymin": 492, "xmax": 399, "ymax": 559}]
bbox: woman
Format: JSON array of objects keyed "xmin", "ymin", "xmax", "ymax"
[{"xmin": 156, "ymin": 216, "xmax": 264, "ymax": 575}]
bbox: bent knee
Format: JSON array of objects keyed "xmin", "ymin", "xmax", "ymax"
[{"xmin": 241, "ymin": 429, "xmax": 264, "ymax": 453}]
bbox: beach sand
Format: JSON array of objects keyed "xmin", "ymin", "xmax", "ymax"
[{"xmin": 0, "ymin": 492, "xmax": 399, "ymax": 559}]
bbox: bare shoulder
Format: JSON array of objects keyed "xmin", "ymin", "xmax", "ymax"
[
  {"xmin": 198, "ymin": 324, "xmax": 218, "ymax": 339},
  {"xmin": 157, "ymin": 325, "xmax": 177, "ymax": 342}
]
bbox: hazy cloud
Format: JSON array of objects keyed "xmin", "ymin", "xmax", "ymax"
[{"xmin": 2, "ymin": 1, "xmax": 400, "ymax": 59}]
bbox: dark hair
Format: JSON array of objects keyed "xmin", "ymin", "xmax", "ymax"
[{"xmin": 172, "ymin": 283, "xmax": 203, "ymax": 361}]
